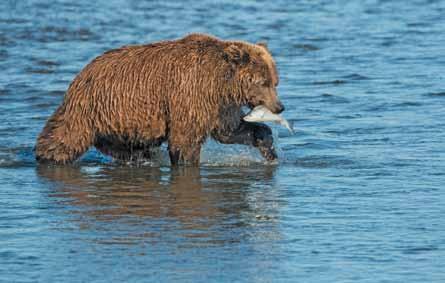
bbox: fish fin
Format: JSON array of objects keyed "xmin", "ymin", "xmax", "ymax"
[
  {"xmin": 287, "ymin": 120, "xmax": 295, "ymax": 135},
  {"xmin": 280, "ymin": 120, "xmax": 294, "ymax": 135}
]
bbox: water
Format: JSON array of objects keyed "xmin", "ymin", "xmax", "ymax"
[{"xmin": 1, "ymin": 0, "xmax": 444, "ymax": 282}]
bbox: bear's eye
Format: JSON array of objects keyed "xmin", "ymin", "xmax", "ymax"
[{"xmin": 260, "ymin": 80, "xmax": 269, "ymax": 87}]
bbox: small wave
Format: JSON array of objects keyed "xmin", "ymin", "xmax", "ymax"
[
  {"xmin": 0, "ymin": 18, "xmax": 28, "ymax": 24},
  {"xmin": 320, "ymin": 93, "xmax": 350, "ymax": 104},
  {"xmin": 364, "ymin": 103, "xmax": 389, "ymax": 112},
  {"xmin": 393, "ymin": 101, "xmax": 423, "ymax": 107},
  {"xmin": 0, "ymin": 126, "xmax": 28, "ymax": 134},
  {"xmin": 0, "ymin": 146, "xmax": 37, "ymax": 168},
  {"xmin": 312, "ymin": 79, "xmax": 347, "ymax": 85},
  {"xmin": 40, "ymin": 26, "xmax": 96, "ymax": 41},
  {"xmin": 381, "ymin": 40, "xmax": 396, "ymax": 47},
  {"xmin": 424, "ymin": 91, "xmax": 445, "ymax": 97},
  {"xmin": 334, "ymin": 114, "xmax": 362, "ymax": 119},
  {"xmin": 0, "ymin": 155, "xmax": 35, "ymax": 168},
  {"xmin": 0, "ymin": 49, "xmax": 8, "ymax": 60},
  {"xmin": 302, "ymin": 36, "xmax": 329, "ymax": 42},
  {"xmin": 406, "ymin": 22, "xmax": 430, "ymax": 28},
  {"xmin": 293, "ymin": 155, "xmax": 355, "ymax": 169},
  {"xmin": 292, "ymin": 43, "xmax": 320, "ymax": 51},
  {"xmin": 0, "ymin": 88, "xmax": 9, "ymax": 96},
  {"xmin": 401, "ymin": 245, "xmax": 438, "ymax": 255},
  {"xmin": 24, "ymin": 96, "xmax": 42, "ymax": 102},
  {"xmin": 16, "ymin": 26, "xmax": 98, "ymax": 43},
  {"xmin": 48, "ymin": 90, "xmax": 65, "ymax": 97},
  {"xmin": 313, "ymin": 74, "xmax": 369, "ymax": 86},
  {"xmin": 365, "ymin": 101, "xmax": 423, "ymax": 112},
  {"xmin": 325, "ymin": 126, "xmax": 387, "ymax": 136},
  {"xmin": 32, "ymin": 102, "xmax": 60, "ymax": 109},
  {"xmin": 24, "ymin": 67, "xmax": 55, "ymax": 74},
  {"xmin": 33, "ymin": 59, "xmax": 60, "ymax": 67},
  {"xmin": 281, "ymin": 141, "xmax": 335, "ymax": 151},
  {"xmin": 342, "ymin": 73, "xmax": 370, "ymax": 81},
  {"xmin": 0, "ymin": 34, "xmax": 13, "ymax": 47},
  {"xmin": 405, "ymin": 29, "xmax": 431, "ymax": 35}
]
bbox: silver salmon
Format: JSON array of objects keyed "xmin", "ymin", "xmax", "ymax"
[{"xmin": 243, "ymin": 105, "xmax": 294, "ymax": 134}]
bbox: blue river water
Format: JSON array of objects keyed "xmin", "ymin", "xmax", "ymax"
[{"xmin": 0, "ymin": 0, "xmax": 444, "ymax": 282}]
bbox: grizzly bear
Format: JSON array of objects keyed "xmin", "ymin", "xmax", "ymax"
[{"xmin": 35, "ymin": 33, "xmax": 285, "ymax": 165}]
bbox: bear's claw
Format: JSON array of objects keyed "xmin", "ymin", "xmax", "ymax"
[
  {"xmin": 253, "ymin": 123, "xmax": 277, "ymax": 161},
  {"xmin": 257, "ymin": 141, "xmax": 278, "ymax": 161}
]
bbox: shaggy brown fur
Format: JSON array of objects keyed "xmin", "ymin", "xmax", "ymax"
[{"xmin": 35, "ymin": 33, "xmax": 284, "ymax": 165}]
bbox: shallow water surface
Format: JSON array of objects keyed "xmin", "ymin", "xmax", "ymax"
[{"xmin": 1, "ymin": 0, "xmax": 445, "ymax": 282}]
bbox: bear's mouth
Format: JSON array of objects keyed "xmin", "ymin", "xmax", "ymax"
[{"xmin": 247, "ymin": 100, "xmax": 264, "ymax": 109}]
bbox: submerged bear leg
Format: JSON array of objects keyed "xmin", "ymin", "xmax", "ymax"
[
  {"xmin": 212, "ymin": 121, "xmax": 277, "ymax": 161},
  {"xmin": 168, "ymin": 142, "xmax": 202, "ymax": 166},
  {"xmin": 35, "ymin": 111, "xmax": 94, "ymax": 164}
]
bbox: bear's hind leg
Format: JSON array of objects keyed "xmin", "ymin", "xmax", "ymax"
[{"xmin": 35, "ymin": 114, "xmax": 94, "ymax": 164}]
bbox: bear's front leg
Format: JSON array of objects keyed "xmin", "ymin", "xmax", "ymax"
[
  {"xmin": 253, "ymin": 123, "xmax": 278, "ymax": 161},
  {"xmin": 212, "ymin": 121, "xmax": 277, "ymax": 161},
  {"xmin": 168, "ymin": 143, "xmax": 202, "ymax": 166}
]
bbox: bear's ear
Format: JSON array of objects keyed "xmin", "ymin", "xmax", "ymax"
[
  {"xmin": 224, "ymin": 44, "xmax": 250, "ymax": 65},
  {"xmin": 257, "ymin": 41, "xmax": 269, "ymax": 50}
]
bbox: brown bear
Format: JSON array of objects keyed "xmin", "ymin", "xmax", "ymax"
[{"xmin": 35, "ymin": 33, "xmax": 285, "ymax": 165}]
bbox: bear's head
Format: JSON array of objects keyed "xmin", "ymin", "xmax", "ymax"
[{"xmin": 224, "ymin": 42, "xmax": 284, "ymax": 114}]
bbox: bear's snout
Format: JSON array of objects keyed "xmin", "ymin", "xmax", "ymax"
[
  {"xmin": 273, "ymin": 102, "xmax": 285, "ymax": 114},
  {"xmin": 266, "ymin": 100, "xmax": 284, "ymax": 114}
]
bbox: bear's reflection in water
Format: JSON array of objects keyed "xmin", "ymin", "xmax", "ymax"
[{"xmin": 36, "ymin": 165, "xmax": 282, "ymax": 246}]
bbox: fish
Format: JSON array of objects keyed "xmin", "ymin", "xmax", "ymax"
[{"xmin": 243, "ymin": 105, "xmax": 294, "ymax": 134}]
